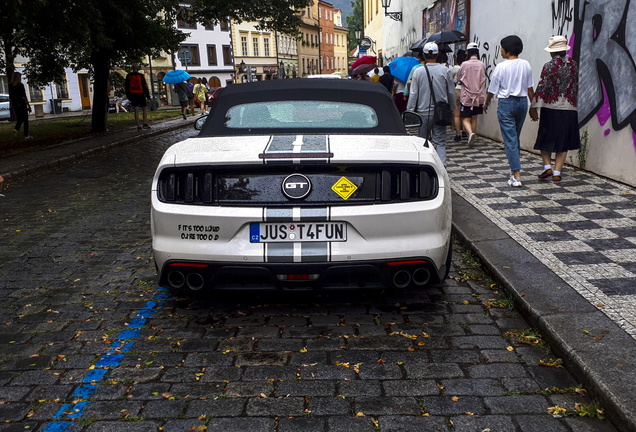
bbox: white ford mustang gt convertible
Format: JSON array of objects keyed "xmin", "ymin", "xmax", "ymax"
[{"xmin": 151, "ymin": 78, "xmax": 451, "ymax": 293}]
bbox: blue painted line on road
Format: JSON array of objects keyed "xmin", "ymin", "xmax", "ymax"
[
  {"xmin": 41, "ymin": 421, "xmax": 72, "ymax": 432},
  {"xmin": 42, "ymin": 288, "xmax": 169, "ymax": 432}
]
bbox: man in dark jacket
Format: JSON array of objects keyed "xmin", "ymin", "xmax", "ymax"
[{"xmin": 379, "ymin": 65, "xmax": 394, "ymax": 93}]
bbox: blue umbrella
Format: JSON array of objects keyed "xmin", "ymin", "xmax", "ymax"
[
  {"xmin": 162, "ymin": 69, "xmax": 191, "ymax": 84},
  {"xmin": 388, "ymin": 56, "xmax": 420, "ymax": 83}
]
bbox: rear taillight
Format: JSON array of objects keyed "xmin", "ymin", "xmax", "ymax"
[
  {"xmin": 158, "ymin": 169, "xmax": 214, "ymax": 204},
  {"xmin": 378, "ymin": 167, "xmax": 438, "ymax": 201}
]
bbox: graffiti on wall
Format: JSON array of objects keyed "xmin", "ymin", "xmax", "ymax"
[
  {"xmin": 552, "ymin": 0, "xmax": 574, "ymax": 35},
  {"xmin": 424, "ymin": 0, "xmax": 467, "ymax": 39},
  {"xmin": 571, "ymin": 0, "xmax": 636, "ymax": 148},
  {"xmin": 473, "ymin": 0, "xmax": 635, "ymax": 151},
  {"xmin": 384, "ymin": 25, "xmax": 420, "ymax": 63},
  {"xmin": 468, "ymin": 37, "xmax": 500, "ymax": 83}
]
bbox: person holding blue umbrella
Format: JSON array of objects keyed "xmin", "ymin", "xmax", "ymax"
[
  {"xmin": 163, "ymin": 70, "xmax": 192, "ymax": 119},
  {"xmin": 388, "ymin": 55, "xmax": 419, "ymax": 113}
]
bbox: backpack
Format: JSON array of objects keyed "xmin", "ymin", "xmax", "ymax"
[{"xmin": 178, "ymin": 82, "xmax": 194, "ymax": 100}]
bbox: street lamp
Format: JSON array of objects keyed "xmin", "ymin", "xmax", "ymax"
[
  {"xmin": 355, "ymin": 27, "xmax": 362, "ymax": 41},
  {"xmin": 239, "ymin": 60, "xmax": 246, "ymax": 82},
  {"xmin": 381, "ymin": 0, "xmax": 402, "ymax": 21}
]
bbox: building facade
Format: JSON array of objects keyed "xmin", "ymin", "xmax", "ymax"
[
  {"xmin": 175, "ymin": 4, "xmax": 235, "ymax": 87},
  {"xmin": 277, "ymin": 31, "xmax": 299, "ymax": 79},
  {"xmin": 361, "ymin": 0, "xmax": 384, "ymax": 63},
  {"xmin": 231, "ymin": 21, "xmax": 279, "ymax": 82},
  {"xmin": 1, "ymin": 54, "xmax": 91, "ymax": 116},
  {"xmin": 298, "ymin": 2, "xmax": 321, "ymax": 77},
  {"xmin": 333, "ymin": 9, "xmax": 350, "ymax": 75},
  {"xmin": 318, "ymin": 1, "xmax": 335, "ymax": 74}
]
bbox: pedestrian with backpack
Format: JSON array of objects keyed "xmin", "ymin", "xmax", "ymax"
[{"xmin": 125, "ymin": 64, "xmax": 151, "ymax": 131}]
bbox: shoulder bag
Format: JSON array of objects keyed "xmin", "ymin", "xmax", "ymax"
[{"xmin": 424, "ymin": 65, "xmax": 453, "ymax": 126}]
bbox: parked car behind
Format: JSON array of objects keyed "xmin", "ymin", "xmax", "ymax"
[
  {"xmin": 0, "ymin": 93, "xmax": 11, "ymax": 121},
  {"xmin": 206, "ymin": 87, "xmax": 221, "ymax": 107},
  {"xmin": 151, "ymin": 79, "xmax": 452, "ymax": 293}
]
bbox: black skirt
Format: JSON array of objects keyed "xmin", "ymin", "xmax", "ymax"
[{"xmin": 533, "ymin": 107, "xmax": 580, "ymax": 153}]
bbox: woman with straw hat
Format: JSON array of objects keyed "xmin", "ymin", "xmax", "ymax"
[{"xmin": 530, "ymin": 35, "xmax": 580, "ymax": 182}]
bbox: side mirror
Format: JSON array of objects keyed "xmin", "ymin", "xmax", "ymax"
[
  {"xmin": 195, "ymin": 115, "xmax": 207, "ymax": 130},
  {"xmin": 402, "ymin": 111, "xmax": 422, "ymax": 129}
]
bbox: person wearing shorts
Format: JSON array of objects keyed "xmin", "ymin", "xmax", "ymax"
[
  {"xmin": 457, "ymin": 43, "xmax": 486, "ymax": 147},
  {"xmin": 174, "ymin": 82, "xmax": 190, "ymax": 120},
  {"xmin": 125, "ymin": 64, "xmax": 151, "ymax": 130},
  {"xmin": 451, "ymin": 49, "xmax": 466, "ymax": 142}
]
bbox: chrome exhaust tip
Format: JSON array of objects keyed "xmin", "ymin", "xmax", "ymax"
[
  {"xmin": 412, "ymin": 268, "xmax": 431, "ymax": 286},
  {"xmin": 393, "ymin": 270, "xmax": 412, "ymax": 288},
  {"xmin": 186, "ymin": 273, "xmax": 205, "ymax": 291},
  {"xmin": 167, "ymin": 271, "xmax": 185, "ymax": 289}
]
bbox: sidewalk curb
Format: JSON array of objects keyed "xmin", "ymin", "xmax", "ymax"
[{"xmin": 452, "ymin": 190, "xmax": 636, "ymax": 432}]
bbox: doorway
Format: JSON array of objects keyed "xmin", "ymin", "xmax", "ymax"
[{"xmin": 78, "ymin": 74, "xmax": 91, "ymax": 110}]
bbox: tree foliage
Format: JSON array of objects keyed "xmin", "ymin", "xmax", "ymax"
[
  {"xmin": 346, "ymin": 0, "xmax": 362, "ymax": 52},
  {"xmin": 1, "ymin": 0, "xmax": 311, "ymax": 132}
]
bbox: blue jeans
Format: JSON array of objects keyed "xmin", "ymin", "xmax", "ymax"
[
  {"xmin": 497, "ymin": 97, "xmax": 527, "ymax": 172},
  {"xmin": 418, "ymin": 111, "xmax": 447, "ymax": 165}
]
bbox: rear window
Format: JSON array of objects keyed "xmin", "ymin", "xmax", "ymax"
[{"xmin": 224, "ymin": 101, "xmax": 378, "ymax": 130}]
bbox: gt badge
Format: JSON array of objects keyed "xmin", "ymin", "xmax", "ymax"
[
  {"xmin": 282, "ymin": 174, "xmax": 311, "ymax": 199},
  {"xmin": 331, "ymin": 176, "xmax": 358, "ymax": 200}
]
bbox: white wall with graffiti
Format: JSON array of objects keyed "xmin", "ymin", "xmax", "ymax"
[
  {"xmin": 381, "ymin": 0, "xmax": 434, "ymax": 62},
  {"xmin": 471, "ymin": 0, "xmax": 636, "ymax": 186},
  {"xmin": 379, "ymin": 0, "xmax": 636, "ymax": 186}
]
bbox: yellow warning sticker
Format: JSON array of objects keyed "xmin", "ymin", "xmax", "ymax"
[{"xmin": 331, "ymin": 176, "xmax": 358, "ymax": 200}]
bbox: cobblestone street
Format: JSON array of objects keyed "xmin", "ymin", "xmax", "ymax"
[{"xmin": 0, "ymin": 129, "xmax": 618, "ymax": 431}]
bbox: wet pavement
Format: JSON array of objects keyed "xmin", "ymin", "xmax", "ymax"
[{"xmin": 0, "ymin": 116, "xmax": 634, "ymax": 431}]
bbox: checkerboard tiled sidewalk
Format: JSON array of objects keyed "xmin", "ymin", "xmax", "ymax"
[{"xmin": 446, "ymin": 134, "xmax": 636, "ymax": 338}]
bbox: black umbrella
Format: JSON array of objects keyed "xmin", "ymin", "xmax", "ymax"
[{"xmin": 410, "ymin": 30, "xmax": 468, "ymax": 52}]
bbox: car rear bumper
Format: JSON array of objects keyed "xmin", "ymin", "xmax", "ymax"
[{"xmin": 158, "ymin": 256, "xmax": 448, "ymax": 292}]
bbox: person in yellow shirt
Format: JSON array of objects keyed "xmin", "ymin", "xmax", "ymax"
[{"xmin": 370, "ymin": 67, "xmax": 381, "ymax": 82}]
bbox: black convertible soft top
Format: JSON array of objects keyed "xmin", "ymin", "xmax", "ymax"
[{"xmin": 198, "ymin": 79, "xmax": 407, "ymax": 137}]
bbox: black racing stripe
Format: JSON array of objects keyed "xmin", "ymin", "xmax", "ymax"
[
  {"xmin": 265, "ymin": 208, "xmax": 293, "ymax": 222},
  {"xmin": 301, "ymin": 242, "xmax": 328, "ymax": 262},
  {"xmin": 302, "ymin": 135, "xmax": 330, "ymax": 164},
  {"xmin": 259, "ymin": 135, "xmax": 332, "ymax": 164},
  {"xmin": 267, "ymin": 136, "xmax": 296, "ymax": 153},
  {"xmin": 266, "ymin": 243, "xmax": 294, "ymax": 263},
  {"xmin": 300, "ymin": 208, "xmax": 329, "ymax": 221},
  {"xmin": 263, "ymin": 136, "xmax": 296, "ymax": 165},
  {"xmin": 301, "ymin": 135, "xmax": 328, "ymax": 153}
]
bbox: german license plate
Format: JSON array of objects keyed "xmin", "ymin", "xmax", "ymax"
[{"xmin": 250, "ymin": 222, "xmax": 347, "ymax": 243}]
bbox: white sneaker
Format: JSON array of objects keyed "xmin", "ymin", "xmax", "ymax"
[
  {"xmin": 467, "ymin": 133, "xmax": 475, "ymax": 147},
  {"xmin": 507, "ymin": 175, "xmax": 522, "ymax": 187}
]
